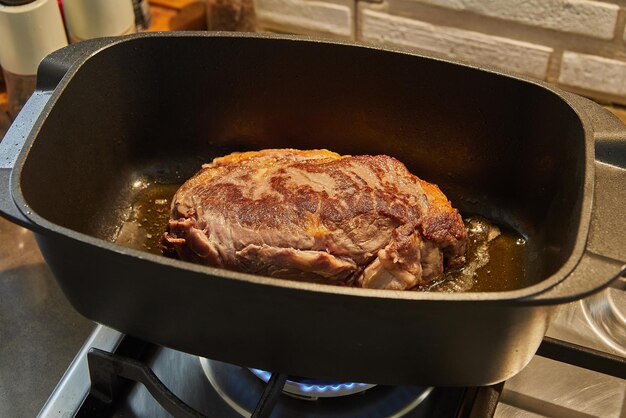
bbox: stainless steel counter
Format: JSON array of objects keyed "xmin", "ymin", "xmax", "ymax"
[{"xmin": 0, "ymin": 217, "xmax": 94, "ymax": 417}]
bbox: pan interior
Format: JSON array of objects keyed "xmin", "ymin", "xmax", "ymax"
[{"xmin": 19, "ymin": 35, "xmax": 586, "ymax": 292}]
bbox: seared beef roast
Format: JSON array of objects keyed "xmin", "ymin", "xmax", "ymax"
[{"xmin": 162, "ymin": 149, "xmax": 467, "ymax": 290}]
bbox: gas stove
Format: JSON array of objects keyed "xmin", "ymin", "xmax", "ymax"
[{"xmin": 37, "ymin": 280, "xmax": 625, "ymax": 418}]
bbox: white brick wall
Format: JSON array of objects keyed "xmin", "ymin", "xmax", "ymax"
[
  {"xmin": 256, "ymin": 0, "xmax": 353, "ymax": 39},
  {"xmin": 559, "ymin": 52, "xmax": 626, "ymax": 96},
  {"xmin": 253, "ymin": 0, "xmax": 626, "ymax": 103},
  {"xmin": 410, "ymin": 0, "xmax": 620, "ymax": 40},
  {"xmin": 360, "ymin": 8, "xmax": 553, "ymax": 78}
]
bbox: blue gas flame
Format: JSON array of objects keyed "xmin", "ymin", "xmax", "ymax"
[{"xmin": 250, "ymin": 369, "xmax": 370, "ymax": 394}]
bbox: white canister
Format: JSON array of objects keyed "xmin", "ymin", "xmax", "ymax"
[
  {"xmin": 63, "ymin": 0, "xmax": 136, "ymax": 43},
  {"xmin": 0, "ymin": 0, "xmax": 68, "ymax": 118},
  {"xmin": 0, "ymin": 0, "xmax": 68, "ymax": 77}
]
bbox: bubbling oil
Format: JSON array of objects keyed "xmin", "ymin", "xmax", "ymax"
[
  {"xmin": 114, "ymin": 183, "xmax": 181, "ymax": 254},
  {"xmin": 427, "ymin": 216, "xmax": 527, "ymax": 292},
  {"xmin": 114, "ymin": 185, "xmax": 528, "ymax": 292}
]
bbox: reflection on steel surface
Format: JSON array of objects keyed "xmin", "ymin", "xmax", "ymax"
[
  {"xmin": 496, "ymin": 293, "xmax": 626, "ymax": 418},
  {"xmin": 582, "ymin": 282, "xmax": 626, "ymax": 356}
]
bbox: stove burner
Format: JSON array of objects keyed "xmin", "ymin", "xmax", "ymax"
[
  {"xmin": 199, "ymin": 357, "xmax": 434, "ymax": 417},
  {"xmin": 249, "ymin": 368, "xmax": 376, "ymax": 399}
]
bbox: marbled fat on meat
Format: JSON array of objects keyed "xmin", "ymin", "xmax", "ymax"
[{"xmin": 162, "ymin": 149, "xmax": 467, "ymax": 290}]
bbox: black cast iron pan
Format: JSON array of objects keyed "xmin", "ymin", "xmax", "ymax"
[{"xmin": 0, "ymin": 33, "xmax": 624, "ymax": 386}]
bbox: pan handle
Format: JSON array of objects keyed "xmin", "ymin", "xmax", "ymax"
[
  {"xmin": 0, "ymin": 92, "xmax": 52, "ymax": 229},
  {"xmin": 36, "ymin": 37, "xmax": 120, "ymax": 91},
  {"xmin": 0, "ymin": 38, "xmax": 118, "ymax": 229},
  {"xmin": 528, "ymin": 95, "xmax": 626, "ymax": 304}
]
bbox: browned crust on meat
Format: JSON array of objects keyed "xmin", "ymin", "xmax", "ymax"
[{"xmin": 163, "ymin": 149, "xmax": 467, "ymax": 289}]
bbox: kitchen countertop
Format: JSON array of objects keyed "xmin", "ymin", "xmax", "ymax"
[{"xmin": 0, "ymin": 217, "xmax": 94, "ymax": 417}]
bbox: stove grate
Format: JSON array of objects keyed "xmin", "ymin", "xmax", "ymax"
[
  {"xmin": 537, "ymin": 337, "xmax": 626, "ymax": 380},
  {"xmin": 76, "ymin": 333, "xmax": 625, "ymax": 418},
  {"xmin": 78, "ymin": 335, "xmax": 503, "ymax": 417}
]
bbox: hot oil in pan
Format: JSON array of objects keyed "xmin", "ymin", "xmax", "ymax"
[
  {"xmin": 115, "ymin": 188, "xmax": 528, "ymax": 292},
  {"xmin": 114, "ymin": 183, "xmax": 181, "ymax": 254},
  {"xmin": 428, "ymin": 216, "xmax": 528, "ymax": 292}
]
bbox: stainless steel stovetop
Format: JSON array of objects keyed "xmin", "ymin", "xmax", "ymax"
[{"xmin": 498, "ymin": 282, "xmax": 625, "ymax": 417}]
